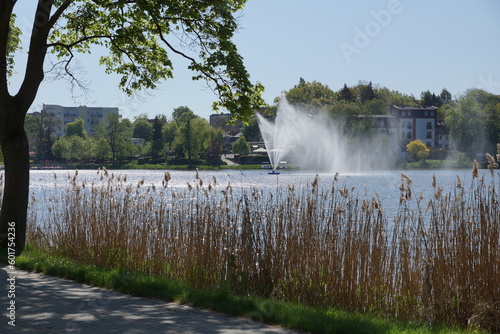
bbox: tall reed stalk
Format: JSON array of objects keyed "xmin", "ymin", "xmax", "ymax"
[{"xmin": 26, "ymin": 167, "xmax": 499, "ymax": 332}]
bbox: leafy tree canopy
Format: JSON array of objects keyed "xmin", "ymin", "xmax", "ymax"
[
  {"xmin": 232, "ymin": 135, "xmax": 250, "ymax": 155},
  {"xmin": 6, "ymin": 14, "xmax": 21, "ymax": 78},
  {"xmin": 6, "ymin": 1, "xmax": 264, "ymax": 120},
  {"xmin": 358, "ymin": 81, "xmax": 375, "ymax": 103},
  {"xmin": 241, "ymin": 117, "xmax": 262, "ymax": 142},
  {"xmin": 406, "ymin": 139, "xmax": 430, "ymax": 161},
  {"xmin": 133, "ymin": 119, "xmax": 153, "ymax": 141},
  {"xmin": 172, "ymin": 106, "xmax": 196, "ymax": 122},
  {"xmin": 339, "ymin": 83, "xmax": 355, "ymax": 102},
  {"xmin": 65, "ymin": 118, "xmax": 87, "ymax": 138},
  {"xmin": 285, "ymin": 80, "xmax": 337, "ymax": 112}
]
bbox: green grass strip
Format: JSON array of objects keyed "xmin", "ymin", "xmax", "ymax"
[{"xmin": 1, "ymin": 246, "xmax": 484, "ymax": 334}]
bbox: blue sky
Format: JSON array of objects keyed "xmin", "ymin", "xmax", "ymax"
[{"xmin": 9, "ymin": 0, "xmax": 500, "ymax": 121}]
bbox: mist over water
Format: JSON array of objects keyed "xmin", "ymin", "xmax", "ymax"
[{"xmin": 257, "ymin": 96, "xmax": 393, "ymax": 172}]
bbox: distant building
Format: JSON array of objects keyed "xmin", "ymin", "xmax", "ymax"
[
  {"xmin": 210, "ymin": 113, "xmax": 245, "ymax": 153},
  {"xmin": 389, "ymin": 105, "xmax": 438, "ymax": 150},
  {"xmin": 209, "ymin": 113, "xmax": 243, "ymax": 136},
  {"xmin": 359, "ymin": 105, "xmax": 444, "ymax": 159},
  {"xmin": 41, "ymin": 104, "xmax": 120, "ymax": 137}
]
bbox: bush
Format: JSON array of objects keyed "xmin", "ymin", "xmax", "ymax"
[
  {"xmin": 406, "ymin": 140, "xmax": 429, "ymax": 162},
  {"xmin": 232, "ymin": 136, "xmax": 250, "ymax": 155}
]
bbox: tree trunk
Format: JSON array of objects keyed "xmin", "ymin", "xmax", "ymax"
[
  {"xmin": 0, "ymin": 99, "xmax": 30, "ymax": 254},
  {"xmin": 0, "ymin": 1, "xmax": 59, "ymax": 254}
]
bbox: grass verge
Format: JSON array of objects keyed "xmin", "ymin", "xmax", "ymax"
[{"xmin": 1, "ymin": 245, "xmax": 484, "ymax": 334}]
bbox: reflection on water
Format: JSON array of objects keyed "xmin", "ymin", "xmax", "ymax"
[{"xmin": 29, "ymin": 168, "xmax": 484, "ymax": 220}]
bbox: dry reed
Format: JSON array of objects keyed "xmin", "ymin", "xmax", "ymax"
[{"xmin": 26, "ymin": 165, "xmax": 500, "ymax": 332}]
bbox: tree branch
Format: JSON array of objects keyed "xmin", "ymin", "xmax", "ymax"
[
  {"xmin": 0, "ymin": 0, "xmax": 15, "ymax": 96},
  {"xmin": 151, "ymin": 17, "xmax": 226, "ymax": 96},
  {"xmin": 46, "ymin": 0, "xmax": 74, "ymax": 31},
  {"xmin": 46, "ymin": 34, "xmax": 113, "ymax": 49},
  {"xmin": 14, "ymin": 0, "xmax": 55, "ymax": 111}
]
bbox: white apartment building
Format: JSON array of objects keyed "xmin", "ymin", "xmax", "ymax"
[
  {"xmin": 389, "ymin": 105, "xmax": 439, "ymax": 149},
  {"xmin": 41, "ymin": 104, "xmax": 119, "ymax": 137}
]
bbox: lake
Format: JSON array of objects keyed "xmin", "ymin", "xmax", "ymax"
[{"xmin": 28, "ymin": 168, "xmax": 488, "ymax": 220}]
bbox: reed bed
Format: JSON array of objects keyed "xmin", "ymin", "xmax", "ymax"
[{"xmin": 26, "ymin": 167, "xmax": 499, "ymax": 332}]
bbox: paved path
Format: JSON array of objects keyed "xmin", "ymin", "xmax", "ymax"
[
  {"xmin": 0, "ymin": 264, "xmax": 300, "ymax": 334},
  {"xmin": 221, "ymin": 154, "xmax": 238, "ymax": 166}
]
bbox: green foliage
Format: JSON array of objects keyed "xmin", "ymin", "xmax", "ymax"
[
  {"xmin": 327, "ymin": 101, "xmax": 370, "ymax": 140},
  {"xmin": 445, "ymin": 93, "xmax": 486, "ymax": 156},
  {"xmin": 173, "ymin": 116, "xmax": 215, "ymax": 164},
  {"xmin": 339, "ymin": 83, "xmax": 355, "ymax": 102},
  {"xmin": 358, "ymin": 81, "xmax": 376, "ymax": 103},
  {"xmin": 150, "ymin": 115, "xmax": 167, "ymax": 158},
  {"xmin": 484, "ymin": 96, "xmax": 500, "ymax": 152},
  {"xmin": 92, "ymin": 136, "xmax": 112, "ymax": 161},
  {"xmin": 172, "ymin": 106, "xmax": 196, "ymax": 122},
  {"xmin": 420, "ymin": 90, "xmax": 441, "ymax": 107},
  {"xmin": 162, "ymin": 121, "xmax": 179, "ymax": 151},
  {"xmin": 132, "ymin": 119, "xmax": 153, "ymax": 141},
  {"xmin": 375, "ymin": 87, "xmax": 418, "ymax": 107},
  {"xmin": 6, "ymin": 14, "xmax": 22, "ymax": 78},
  {"xmin": 206, "ymin": 128, "xmax": 225, "ymax": 166},
  {"xmin": 241, "ymin": 117, "xmax": 262, "ymax": 142},
  {"xmin": 454, "ymin": 152, "xmax": 473, "ymax": 168},
  {"xmin": 280, "ymin": 81, "xmax": 423, "ymax": 143},
  {"xmin": 65, "ymin": 118, "xmax": 87, "ymax": 138},
  {"xmin": 232, "ymin": 136, "xmax": 250, "ymax": 155},
  {"xmin": 25, "ymin": 111, "xmax": 61, "ymax": 161},
  {"xmin": 285, "ymin": 80, "xmax": 336, "ymax": 112},
  {"xmin": 95, "ymin": 114, "xmax": 133, "ymax": 163},
  {"xmin": 440, "ymin": 88, "xmax": 453, "ymax": 105},
  {"xmin": 406, "ymin": 140, "xmax": 430, "ymax": 161},
  {"xmin": 52, "ymin": 136, "xmax": 95, "ymax": 162},
  {"xmin": 43, "ymin": 0, "xmax": 263, "ymax": 120}
]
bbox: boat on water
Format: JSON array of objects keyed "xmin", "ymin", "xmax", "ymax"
[{"xmin": 268, "ymin": 170, "xmax": 280, "ymax": 175}]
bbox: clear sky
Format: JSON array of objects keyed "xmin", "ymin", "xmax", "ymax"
[{"xmin": 9, "ymin": 0, "xmax": 500, "ymax": 121}]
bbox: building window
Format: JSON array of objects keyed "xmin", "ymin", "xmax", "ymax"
[
  {"xmin": 426, "ymin": 131, "xmax": 432, "ymax": 139},
  {"xmin": 426, "ymin": 122, "xmax": 432, "ymax": 130},
  {"xmin": 407, "ymin": 132, "xmax": 412, "ymax": 139}
]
